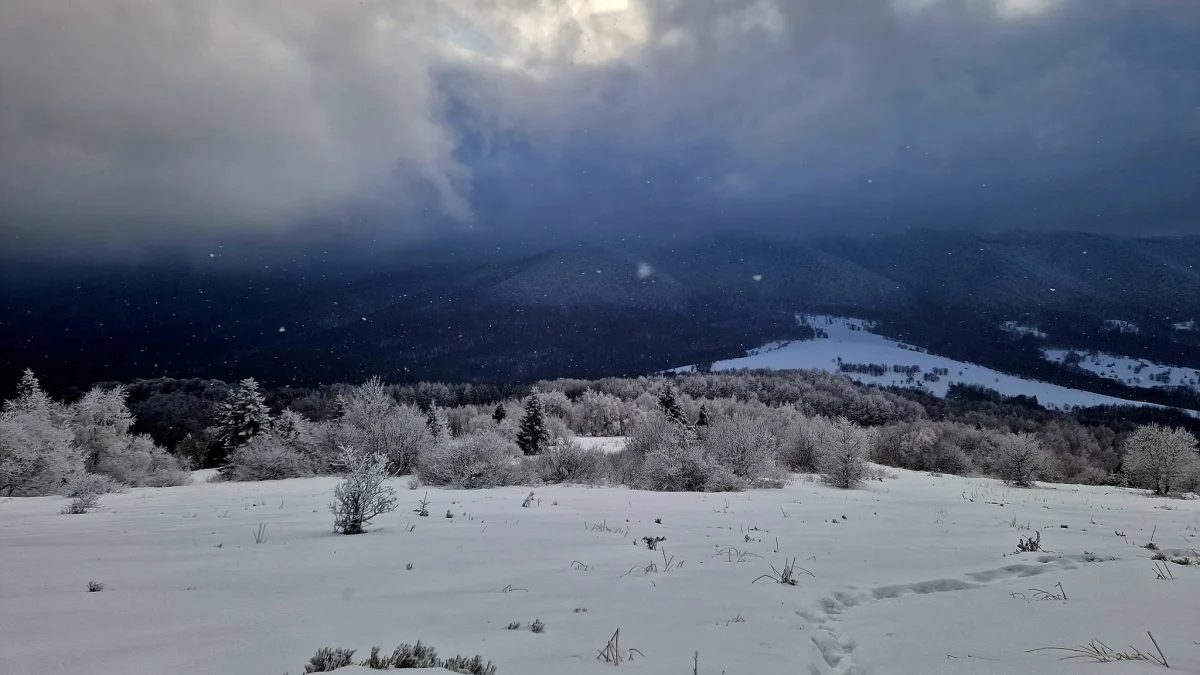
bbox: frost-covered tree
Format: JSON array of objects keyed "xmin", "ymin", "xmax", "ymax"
[
  {"xmin": 212, "ymin": 378, "xmax": 270, "ymax": 461},
  {"xmin": 0, "ymin": 371, "xmax": 81, "ymax": 496},
  {"xmin": 1123, "ymin": 424, "xmax": 1197, "ymax": 496},
  {"xmin": 657, "ymin": 386, "xmax": 688, "ymax": 427},
  {"xmin": 330, "ymin": 447, "xmax": 397, "ymax": 535},
  {"xmin": 994, "ymin": 432, "xmax": 1050, "ymax": 488},
  {"xmin": 516, "ymin": 392, "xmax": 549, "ymax": 456},
  {"xmin": 337, "ymin": 378, "xmax": 434, "ymax": 475},
  {"xmin": 702, "ymin": 414, "xmax": 783, "ymax": 487},
  {"xmin": 424, "ymin": 403, "xmax": 447, "ymax": 439},
  {"xmin": 817, "ymin": 417, "xmax": 873, "ymax": 489},
  {"xmin": 71, "ymin": 386, "xmax": 135, "ymax": 473}
]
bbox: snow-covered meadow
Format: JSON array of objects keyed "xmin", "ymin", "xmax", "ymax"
[
  {"xmin": 681, "ymin": 316, "xmax": 1171, "ymax": 411},
  {"xmin": 2, "ymin": 467, "xmax": 1198, "ymax": 675},
  {"xmin": 1045, "ymin": 349, "xmax": 1200, "ymax": 394}
]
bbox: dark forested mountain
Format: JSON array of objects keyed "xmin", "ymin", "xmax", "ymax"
[{"xmin": 5, "ymin": 229, "xmax": 1200, "ymax": 399}]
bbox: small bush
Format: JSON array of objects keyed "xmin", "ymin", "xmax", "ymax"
[
  {"xmin": 417, "ymin": 431, "xmax": 526, "ymax": 488},
  {"xmin": 1015, "ymin": 532, "xmax": 1042, "ymax": 553},
  {"xmin": 313, "ymin": 640, "xmax": 497, "ymax": 674},
  {"xmin": 87, "ymin": 580, "xmax": 105, "ymax": 592},
  {"xmin": 227, "ymin": 434, "xmax": 313, "ymax": 482},
  {"xmin": 305, "ymin": 647, "xmax": 356, "ymax": 673},
  {"xmin": 62, "ymin": 473, "xmax": 125, "ymax": 498},
  {"xmin": 530, "ymin": 619, "xmax": 545, "ymax": 634},
  {"xmin": 330, "ymin": 447, "xmax": 397, "ymax": 535},
  {"xmin": 506, "ymin": 621, "xmax": 521, "ymax": 630},
  {"xmin": 61, "ymin": 492, "xmax": 100, "ymax": 514},
  {"xmin": 535, "ymin": 438, "xmax": 609, "ymax": 484}
]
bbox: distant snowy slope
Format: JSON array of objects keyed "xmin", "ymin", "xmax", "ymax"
[
  {"xmin": 681, "ymin": 316, "xmax": 1169, "ymax": 410},
  {"xmin": 1044, "ymin": 349, "xmax": 1200, "ymax": 393}
]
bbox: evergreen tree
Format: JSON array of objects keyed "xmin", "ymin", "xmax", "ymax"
[
  {"xmin": 696, "ymin": 404, "xmax": 710, "ymax": 427},
  {"xmin": 425, "ymin": 404, "xmax": 446, "ymax": 439},
  {"xmin": 212, "ymin": 378, "xmax": 271, "ymax": 462},
  {"xmin": 492, "ymin": 404, "xmax": 507, "ymax": 424},
  {"xmin": 657, "ymin": 386, "xmax": 688, "ymax": 427},
  {"xmin": 516, "ymin": 392, "xmax": 549, "ymax": 456},
  {"xmin": 16, "ymin": 369, "xmax": 40, "ymax": 400}
]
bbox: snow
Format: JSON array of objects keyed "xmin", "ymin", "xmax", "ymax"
[
  {"xmin": 1173, "ymin": 321, "xmax": 1198, "ymax": 332},
  {"xmin": 680, "ymin": 316, "xmax": 1162, "ymax": 411},
  {"xmin": 1001, "ymin": 321, "xmax": 1048, "ymax": 339},
  {"xmin": 574, "ymin": 436, "xmax": 626, "ymax": 454},
  {"xmin": 1045, "ymin": 349, "xmax": 1200, "ymax": 393},
  {"xmin": 1, "ymin": 472, "xmax": 1197, "ymax": 675},
  {"xmin": 1104, "ymin": 320, "xmax": 1141, "ymax": 335}
]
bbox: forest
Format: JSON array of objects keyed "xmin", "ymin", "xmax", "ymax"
[{"xmin": 5, "ymin": 366, "xmax": 1198, "ymax": 502}]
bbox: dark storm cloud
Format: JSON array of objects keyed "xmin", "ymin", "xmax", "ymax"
[{"xmin": 1, "ymin": 0, "xmax": 1197, "ymax": 253}]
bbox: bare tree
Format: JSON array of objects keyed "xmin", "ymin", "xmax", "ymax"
[{"xmin": 1123, "ymin": 424, "xmax": 1197, "ymax": 497}]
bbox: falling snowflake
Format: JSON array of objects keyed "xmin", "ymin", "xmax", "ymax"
[
  {"xmin": 752, "ymin": 274, "xmax": 763, "ymax": 282},
  {"xmin": 636, "ymin": 263, "xmax": 654, "ymax": 279}
]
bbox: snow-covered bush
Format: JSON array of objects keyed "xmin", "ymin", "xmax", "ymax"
[
  {"xmin": 417, "ymin": 431, "xmax": 526, "ymax": 489},
  {"xmin": 702, "ymin": 414, "xmax": 785, "ymax": 487},
  {"xmin": 816, "ymin": 417, "xmax": 874, "ymax": 489},
  {"xmin": 61, "ymin": 491, "xmax": 100, "ymax": 514},
  {"xmin": 62, "ymin": 473, "xmax": 125, "ymax": 498},
  {"xmin": 91, "ymin": 434, "xmax": 189, "ymax": 487},
  {"xmin": 330, "ymin": 447, "xmax": 397, "ymax": 535},
  {"xmin": 337, "ymin": 378, "xmax": 435, "ymax": 475},
  {"xmin": 776, "ymin": 414, "xmax": 824, "ymax": 473},
  {"xmin": 535, "ymin": 438, "xmax": 610, "ymax": 485},
  {"xmin": 227, "ymin": 434, "xmax": 313, "ymax": 482},
  {"xmin": 993, "ymin": 432, "xmax": 1050, "ymax": 488},
  {"xmin": 1122, "ymin": 423, "xmax": 1198, "ymax": 496}
]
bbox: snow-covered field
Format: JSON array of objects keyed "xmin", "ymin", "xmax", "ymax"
[
  {"xmin": 2, "ymin": 471, "xmax": 1198, "ymax": 675},
  {"xmin": 1045, "ymin": 349, "xmax": 1200, "ymax": 394},
  {"xmin": 681, "ymin": 316, "xmax": 1167, "ymax": 410},
  {"xmin": 574, "ymin": 437, "xmax": 626, "ymax": 454}
]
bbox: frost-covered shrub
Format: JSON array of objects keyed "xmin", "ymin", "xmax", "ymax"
[
  {"xmin": 535, "ymin": 438, "xmax": 610, "ymax": 484},
  {"xmin": 227, "ymin": 434, "xmax": 313, "ymax": 481},
  {"xmin": 92, "ymin": 434, "xmax": 189, "ymax": 487},
  {"xmin": 701, "ymin": 414, "xmax": 784, "ymax": 487},
  {"xmin": 993, "ymin": 432, "xmax": 1050, "ymax": 488},
  {"xmin": 337, "ymin": 379, "xmax": 435, "ymax": 475},
  {"xmin": 305, "ymin": 647, "xmax": 356, "ymax": 673},
  {"xmin": 61, "ymin": 491, "xmax": 100, "ymax": 514},
  {"xmin": 1122, "ymin": 424, "xmax": 1198, "ymax": 496},
  {"xmin": 776, "ymin": 415, "xmax": 824, "ymax": 472},
  {"xmin": 417, "ymin": 431, "xmax": 526, "ymax": 488},
  {"xmin": 330, "ymin": 447, "xmax": 397, "ymax": 535},
  {"xmin": 62, "ymin": 473, "xmax": 126, "ymax": 498},
  {"xmin": 816, "ymin": 417, "xmax": 874, "ymax": 489}
]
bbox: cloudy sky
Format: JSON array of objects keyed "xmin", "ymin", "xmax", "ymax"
[{"xmin": 0, "ymin": 0, "xmax": 1197, "ymax": 256}]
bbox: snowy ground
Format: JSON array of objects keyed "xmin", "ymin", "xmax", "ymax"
[
  {"xmin": 679, "ymin": 316, "xmax": 1173, "ymax": 411},
  {"xmin": 574, "ymin": 437, "xmax": 626, "ymax": 454},
  {"xmin": 1044, "ymin": 349, "xmax": 1200, "ymax": 394},
  {"xmin": 2, "ymin": 470, "xmax": 1198, "ymax": 675}
]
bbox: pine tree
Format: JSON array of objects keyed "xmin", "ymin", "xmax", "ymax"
[
  {"xmin": 492, "ymin": 404, "xmax": 507, "ymax": 424},
  {"xmin": 657, "ymin": 386, "xmax": 688, "ymax": 427},
  {"xmin": 16, "ymin": 369, "xmax": 40, "ymax": 399},
  {"xmin": 516, "ymin": 393, "xmax": 548, "ymax": 456},
  {"xmin": 696, "ymin": 404, "xmax": 709, "ymax": 427},
  {"xmin": 425, "ymin": 404, "xmax": 445, "ymax": 439},
  {"xmin": 212, "ymin": 378, "xmax": 271, "ymax": 463}
]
